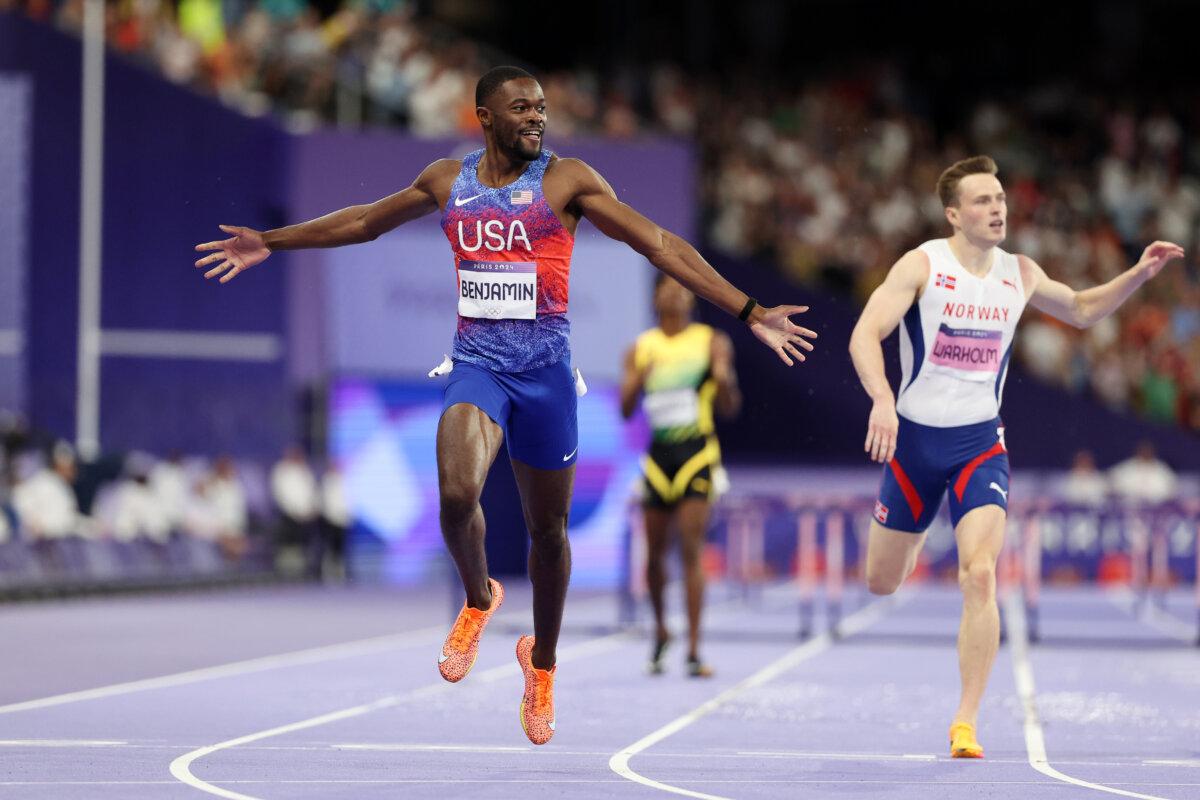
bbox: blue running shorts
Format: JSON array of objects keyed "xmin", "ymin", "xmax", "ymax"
[
  {"xmin": 442, "ymin": 357, "xmax": 578, "ymax": 471},
  {"xmin": 874, "ymin": 416, "xmax": 1009, "ymax": 533}
]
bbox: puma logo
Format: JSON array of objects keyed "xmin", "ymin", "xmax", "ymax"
[{"xmin": 989, "ymin": 482, "xmax": 1008, "ymax": 501}]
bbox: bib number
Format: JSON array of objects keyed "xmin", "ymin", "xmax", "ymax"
[
  {"xmin": 644, "ymin": 388, "xmax": 700, "ymax": 430},
  {"xmin": 458, "ymin": 261, "xmax": 537, "ymax": 320},
  {"xmin": 928, "ymin": 323, "xmax": 1002, "ymax": 381}
]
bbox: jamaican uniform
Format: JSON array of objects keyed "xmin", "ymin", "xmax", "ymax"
[{"xmin": 635, "ymin": 323, "xmax": 724, "ymax": 508}]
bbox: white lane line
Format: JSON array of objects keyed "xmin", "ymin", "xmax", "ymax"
[
  {"xmin": 0, "ymin": 626, "xmax": 443, "ymax": 716},
  {"xmin": 1005, "ymin": 592, "xmax": 1174, "ymax": 800},
  {"xmin": 0, "ymin": 739, "xmax": 126, "ymax": 747},
  {"xmin": 168, "ymin": 630, "xmax": 636, "ymax": 800},
  {"xmin": 608, "ymin": 594, "xmax": 903, "ymax": 800},
  {"xmin": 737, "ymin": 750, "xmax": 937, "ymax": 762},
  {"xmin": 1145, "ymin": 760, "xmax": 1200, "ymax": 768},
  {"xmin": 1106, "ymin": 588, "xmax": 1198, "ymax": 643}
]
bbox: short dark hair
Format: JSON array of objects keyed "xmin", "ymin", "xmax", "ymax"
[
  {"xmin": 936, "ymin": 155, "xmax": 998, "ymax": 207},
  {"xmin": 475, "ymin": 66, "xmax": 535, "ymax": 107}
]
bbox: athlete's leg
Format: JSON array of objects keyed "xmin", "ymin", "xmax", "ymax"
[
  {"xmin": 511, "ymin": 458, "xmax": 575, "ymax": 671},
  {"xmin": 951, "ymin": 504, "xmax": 1005, "ymax": 727},
  {"xmin": 643, "ymin": 505, "xmax": 673, "ymax": 647},
  {"xmin": 675, "ymin": 497, "xmax": 711, "ymax": 661},
  {"xmin": 865, "ymin": 520, "xmax": 927, "ymax": 595},
  {"xmin": 437, "ymin": 403, "xmax": 504, "ymax": 610}
]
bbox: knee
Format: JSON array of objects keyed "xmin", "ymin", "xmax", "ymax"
[
  {"xmin": 439, "ymin": 478, "xmax": 482, "ymax": 523},
  {"xmin": 959, "ymin": 558, "xmax": 996, "ymax": 600},
  {"xmin": 866, "ymin": 570, "xmax": 902, "ymax": 596},
  {"xmin": 528, "ymin": 516, "xmax": 569, "ymax": 558}
]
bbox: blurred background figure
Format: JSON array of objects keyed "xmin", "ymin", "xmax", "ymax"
[
  {"xmin": 209, "ymin": 456, "xmax": 250, "ymax": 561},
  {"xmin": 270, "ymin": 446, "xmax": 318, "ymax": 577},
  {"xmin": 12, "ymin": 442, "xmax": 82, "ymax": 542},
  {"xmin": 1109, "ymin": 440, "xmax": 1178, "ymax": 506},
  {"xmin": 150, "ymin": 450, "xmax": 191, "ymax": 537},
  {"xmin": 319, "ymin": 461, "xmax": 349, "ymax": 582},
  {"xmin": 1059, "ymin": 450, "xmax": 1110, "ymax": 508}
]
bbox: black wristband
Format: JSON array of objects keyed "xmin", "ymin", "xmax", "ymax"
[{"xmin": 737, "ymin": 297, "xmax": 758, "ymax": 322}]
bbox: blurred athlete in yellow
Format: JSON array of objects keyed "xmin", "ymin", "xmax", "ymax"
[{"xmin": 621, "ymin": 274, "xmax": 741, "ymax": 677}]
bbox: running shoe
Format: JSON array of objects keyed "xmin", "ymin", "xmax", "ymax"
[
  {"xmin": 438, "ymin": 578, "xmax": 503, "ymax": 683},
  {"xmin": 516, "ymin": 635, "xmax": 556, "ymax": 745},
  {"xmin": 949, "ymin": 721, "xmax": 984, "ymax": 758},
  {"xmin": 647, "ymin": 637, "xmax": 670, "ymax": 675},
  {"xmin": 686, "ymin": 656, "xmax": 714, "ymax": 678}
]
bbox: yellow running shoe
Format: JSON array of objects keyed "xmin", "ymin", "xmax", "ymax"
[
  {"xmin": 438, "ymin": 578, "xmax": 503, "ymax": 683},
  {"xmin": 516, "ymin": 635, "xmax": 555, "ymax": 745},
  {"xmin": 949, "ymin": 721, "xmax": 984, "ymax": 758}
]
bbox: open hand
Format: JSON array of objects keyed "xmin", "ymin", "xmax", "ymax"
[
  {"xmin": 749, "ymin": 305, "xmax": 818, "ymax": 366},
  {"xmin": 1136, "ymin": 241, "xmax": 1185, "ymax": 280},
  {"xmin": 194, "ymin": 225, "xmax": 271, "ymax": 283}
]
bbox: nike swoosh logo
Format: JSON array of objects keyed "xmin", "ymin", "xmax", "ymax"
[
  {"xmin": 562, "ymin": 447, "xmax": 578, "ymax": 462},
  {"xmin": 438, "ymin": 653, "xmax": 450, "ymax": 664},
  {"xmin": 454, "ymin": 194, "xmax": 483, "ymax": 207},
  {"xmin": 989, "ymin": 482, "xmax": 1008, "ymax": 501},
  {"xmin": 548, "ymin": 720, "xmax": 555, "ymax": 731}
]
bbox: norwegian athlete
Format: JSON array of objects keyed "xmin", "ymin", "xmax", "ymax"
[
  {"xmin": 195, "ymin": 66, "xmax": 817, "ymax": 745},
  {"xmin": 849, "ymin": 155, "xmax": 1183, "ymax": 758},
  {"xmin": 620, "ymin": 274, "xmax": 740, "ymax": 678}
]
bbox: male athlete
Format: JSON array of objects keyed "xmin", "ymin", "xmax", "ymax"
[
  {"xmin": 849, "ymin": 155, "xmax": 1183, "ymax": 758},
  {"xmin": 195, "ymin": 66, "xmax": 817, "ymax": 745},
  {"xmin": 620, "ymin": 274, "xmax": 740, "ymax": 678}
]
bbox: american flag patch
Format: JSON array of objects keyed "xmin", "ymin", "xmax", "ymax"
[
  {"xmin": 935, "ymin": 272, "xmax": 957, "ymax": 290},
  {"xmin": 510, "ymin": 189, "xmax": 533, "ymax": 205}
]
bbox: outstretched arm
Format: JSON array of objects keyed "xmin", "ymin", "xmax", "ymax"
[
  {"xmin": 1020, "ymin": 241, "xmax": 1184, "ymax": 328},
  {"xmin": 194, "ymin": 159, "xmax": 455, "ymax": 283},
  {"xmin": 848, "ymin": 249, "xmax": 928, "ymax": 463},
  {"xmin": 562, "ymin": 159, "xmax": 817, "ymax": 366}
]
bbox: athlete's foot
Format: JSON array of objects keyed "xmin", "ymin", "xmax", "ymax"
[
  {"xmin": 949, "ymin": 721, "xmax": 984, "ymax": 758},
  {"xmin": 686, "ymin": 655, "xmax": 714, "ymax": 679},
  {"xmin": 438, "ymin": 578, "xmax": 504, "ymax": 683},
  {"xmin": 647, "ymin": 635, "xmax": 671, "ymax": 675},
  {"xmin": 516, "ymin": 635, "xmax": 556, "ymax": 745}
]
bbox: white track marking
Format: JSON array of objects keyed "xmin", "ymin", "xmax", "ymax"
[
  {"xmin": 169, "ymin": 630, "xmax": 635, "ymax": 800},
  {"xmin": 0, "ymin": 739, "xmax": 125, "ymax": 747},
  {"xmin": 333, "ymin": 743, "xmax": 528, "ymax": 753},
  {"xmin": 608, "ymin": 595, "xmax": 903, "ymax": 800},
  {"xmin": 0, "ymin": 626, "xmax": 443, "ymax": 715},
  {"xmin": 1005, "ymin": 592, "xmax": 1174, "ymax": 800}
]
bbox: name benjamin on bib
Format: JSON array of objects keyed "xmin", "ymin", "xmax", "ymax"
[{"xmin": 458, "ymin": 261, "xmax": 537, "ymax": 320}]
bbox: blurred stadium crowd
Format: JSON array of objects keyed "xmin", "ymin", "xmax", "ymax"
[
  {"xmin": 0, "ymin": 412, "xmax": 350, "ymax": 592},
  {"xmin": 3, "ymin": 0, "xmax": 1199, "ymax": 437}
]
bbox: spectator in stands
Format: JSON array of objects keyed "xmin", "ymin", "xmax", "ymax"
[
  {"xmin": 11, "ymin": 442, "xmax": 82, "ymax": 540},
  {"xmin": 111, "ymin": 457, "xmax": 172, "ymax": 544},
  {"xmin": 1059, "ymin": 450, "xmax": 1110, "ymax": 508},
  {"xmin": 150, "ymin": 450, "xmax": 191, "ymax": 535},
  {"xmin": 319, "ymin": 461, "xmax": 350, "ymax": 582},
  {"xmin": 209, "ymin": 456, "xmax": 250, "ymax": 560},
  {"xmin": 270, "ymin": 445, "xmax": 318, "ymax": 576},
  {"xmin": 1108, "ymin": 440, "xmax": 1178, "ymax": 506}
]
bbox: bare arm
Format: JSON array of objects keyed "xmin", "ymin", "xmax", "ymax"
[
  {"xmin": 710, "ymin": 331, "xmax": 741, "ymax": 418},
  {"xmin": 618, "ymin": 345, "xmax": 648, "ymax": 420},
  {"xmin": 194, "ymin": 160, "xmax": 455, "ymax": 283},
  {"xmin": 848, "ymin": 249, "xmax": 928, "ymax": 463},
  {"xmin": 1020, "ymin": 241, "xmax": 1184, "ymax": 328},
  {"xmin": 561, "ymin": 159, "xmax": 817, "ymax": 366}
]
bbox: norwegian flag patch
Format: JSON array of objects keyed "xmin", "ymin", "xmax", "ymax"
[
  {"xmin": 510, "ymin": 189, "xmax": 533, "ymax": 205},
  {"xmin": 935, "ymin": 273, "xmax": 957, "ymax": 290},
  {"xmin": 874, "ymin": 500, "xmax": 889, "ymax": 524}
]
